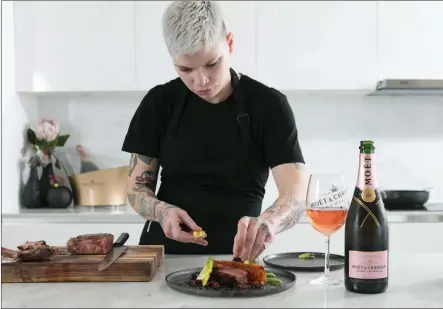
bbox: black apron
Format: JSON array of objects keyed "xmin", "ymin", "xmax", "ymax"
[{"xmin": 139, "ymin": 68, "xmax": 265, "ymax": 254}]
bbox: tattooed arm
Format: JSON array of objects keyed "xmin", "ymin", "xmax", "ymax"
[
  {"xmin": 126, "ymin": 153, "xmax": 168, "ymax": 221},
  {"xmin": 258, "ymin": 162, "xmax": 309, "ymax": 235},
  {"xmin": 126, "ymin": 153, "xmax": 207, "ymax": 245},
  {"xmin": 233, "ymin": 162, "xmax": 309, "ymax": 260}
]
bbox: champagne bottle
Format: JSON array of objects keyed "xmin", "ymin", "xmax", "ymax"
[
  {"xmin": 76, "ymin": 145, "xmax": 100, "ymax": 173},
  {"xmin": 344, "ymin": 141, "xmax": 389, "ymax": 294}
]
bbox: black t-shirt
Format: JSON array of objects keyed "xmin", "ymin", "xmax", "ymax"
[{"xmin": 122, "ymin": 73, "xmax": 305, "ymax": 213}]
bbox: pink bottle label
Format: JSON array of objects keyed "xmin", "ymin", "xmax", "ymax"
[{"xmin": 349, "ymin": 250, "xmax": 388, "ymax": 279}]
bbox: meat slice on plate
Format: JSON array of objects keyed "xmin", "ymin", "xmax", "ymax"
[
  {"xmin": 215, "ymin": 266, "xmax": 248, "ymax": 285},
  {"xmin": 213, "ymin": 260, "xmax": 267, "ymax": 285},
  {"xmin": 66, "ymin": 233, "xmax": 114, "ymax": 255}
]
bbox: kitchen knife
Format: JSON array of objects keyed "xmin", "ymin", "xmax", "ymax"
[{"xmin": 97, "ymin": 232, "xmax": 129, "ymax": 271}]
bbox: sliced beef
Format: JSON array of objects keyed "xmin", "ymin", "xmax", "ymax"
[
  {"xmin": 16, "ymin": 240, "xmax": 65, "ymax": 256},
  {"xmin": 2, "ymin": 244, "xmax": 54, "ymax": 262},
  {"xmin": 215, "ymin": 266, "xmax": 248, "ymax": 285},
  {"xmin": 213, "ymin": 260, "xmax": 267, "ymax": 285},
  {"xmin": 17, "ymin": 240, "xmax": 47, "ymax": 251},
  {"xmin": 16, "ymin": 246, "xmax": 54, "ymax": 262},
  {"xmin": 66, "ymin": 233, "xmax": 113, "ymax": 255}
]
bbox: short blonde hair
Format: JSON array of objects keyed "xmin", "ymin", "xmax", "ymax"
[{"xmin": 162, "ymin": 1, "xmax": 227, "ymax": 58}]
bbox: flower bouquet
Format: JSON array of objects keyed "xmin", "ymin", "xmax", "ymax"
[
  {"xmin": 23, "ymin": 119, "xmax": 72, "ymax": 208},
  {"xmin": 27, "ymin": 119, "xmax": 70, "ymax": 169}
]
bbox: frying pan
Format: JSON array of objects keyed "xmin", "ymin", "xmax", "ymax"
[{"xmin": 380, "ymin": 188, "xmax": 433, "ymax": 210}]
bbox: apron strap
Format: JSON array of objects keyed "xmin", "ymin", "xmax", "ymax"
[
  {"xmin": 228, "ymin": 68, "xmax": 252, "ymax": 185},
  {"xmin": 230, "ymin": 68, "xmax": 251, "ymax": 144}
]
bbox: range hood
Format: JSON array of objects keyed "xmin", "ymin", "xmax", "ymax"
[{"xmin": 369, "ymin": 79, "xmax": 443, "ymax": 96}]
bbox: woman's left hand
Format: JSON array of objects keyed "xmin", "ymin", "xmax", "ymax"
[{"xmin": 233, "ymin": 216, "xmax": 275, "ymax": 262}]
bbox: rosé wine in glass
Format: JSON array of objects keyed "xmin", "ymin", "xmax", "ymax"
[
  {"xmin": 306, "ymin": 208, "xmax": 348, "ymax": 237},
  {"xmin": 306, "ymin": 174, "xmax": 349, "ymax": 286}
]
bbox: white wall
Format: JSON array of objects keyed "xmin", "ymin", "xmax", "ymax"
[
  {"xmin": 1, "ymin": 1, "xmax": 38, "ymax": 213},
  {"xmin": 33, "ymin": 91, "xmax": 443, "ymax": 211}
]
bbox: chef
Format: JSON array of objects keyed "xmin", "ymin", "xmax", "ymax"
[{"xmin": 122, "ymin": 1, "xmax": 308, "ymax": 262}]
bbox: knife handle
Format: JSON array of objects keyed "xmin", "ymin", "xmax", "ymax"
[{"xmin": 113, "ymin": 233, "xmax": 129, "ymax": 247}]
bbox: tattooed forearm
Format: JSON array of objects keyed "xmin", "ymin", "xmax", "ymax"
[
  {"xmin": 127, "ymin": 184, "xmax": 178, "ymax": 226},
  {"xmin": 259, "ymin": 194, "xmax": 306, "ymax": 234},
  {"xmin": 258, "ymin": 162, "xmax": 308, "ymax": 234},
  {"xmin": 126, "ymin": 153, "xmax": 178, "ymax": 226}
]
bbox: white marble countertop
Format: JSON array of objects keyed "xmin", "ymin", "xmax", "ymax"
[
  {"xmin": 2, "ymin": 253, "xmax": 443, "ymax": 308},
  {"xmin": 3, "ymin": 203, "xmax": 443, "ymax": 224}
]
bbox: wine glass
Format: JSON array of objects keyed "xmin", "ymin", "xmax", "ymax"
[{"xmin": 306, "ymin": 173, "xmax": 349, "ymax": 286}]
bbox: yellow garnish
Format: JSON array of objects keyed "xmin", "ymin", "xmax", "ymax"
[
  {"xmin": 244, "ymin": 260, "xmax": 255, "ymax": 264},
  {"xmin": 192, "ymin": 230, "xmax": 207, "ymax": 238}
]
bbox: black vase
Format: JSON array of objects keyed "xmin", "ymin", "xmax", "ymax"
[
  {"xmin": 22, "ymin": 166, "xmax": 41, "ymax": 208},
  {"xmin": 47, "ymin": 186, "xmax": 73, "ymax": 208},
  {"xmin": 39, "ymin": 163, "xmax": 55, "ymax": 207}
]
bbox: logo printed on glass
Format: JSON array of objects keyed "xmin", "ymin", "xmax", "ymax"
[{"xmin": 310, "ymin": 185, "xmax": 348, "ymax": 209}]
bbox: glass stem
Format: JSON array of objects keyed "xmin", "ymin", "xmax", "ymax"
[{"xmin": 324, "ymin": 235, "xmax": 331, "ymax": 279}]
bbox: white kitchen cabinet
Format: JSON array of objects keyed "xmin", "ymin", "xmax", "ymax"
[
  {"xmin": 255, "ymin": 1, "xmax": 378, "ymax": 90},
  {"xmin": 377, "ymin": 1, "xmax": 443, "ymax": 80},
  {"xmin": 134, "ymin": 1, "xmax": 257, "ymax": 91},
  {"xmin": 14, "ymin": 1, "xmax": 136, "ymax": 92}
]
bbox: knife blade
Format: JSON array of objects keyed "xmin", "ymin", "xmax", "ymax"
[{"xmin": 97, "ymin": 232, "xmax": 129, "ymax": 271}]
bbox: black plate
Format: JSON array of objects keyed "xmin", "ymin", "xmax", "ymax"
[
  {"xmin": 165, "ymin": 266, "xmax": 296, "ymax": 298},
  {"xmin": 263, "ymin": 252, "xmax": 345, "ymax": 272}
]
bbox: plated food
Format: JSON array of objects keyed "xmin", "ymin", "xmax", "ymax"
[
  {"xmin": 298, "ymin": 252, "xmax": 316, "ymax": 259},
  {"xmin": 187, "ymin": 256, "xmax": 283, "ymax": 290},
  {"xmin": 263, "ymin": 251, "xmax": 345, "ymax": 272}
]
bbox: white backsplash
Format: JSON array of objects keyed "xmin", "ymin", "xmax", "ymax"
[{"xmin": 33, "ymin": 91, "xmax": 443, "ymax": 207}]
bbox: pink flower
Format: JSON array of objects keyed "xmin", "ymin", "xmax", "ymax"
[{"xmin": 32, "ymin": 119, "xmax": 60, "ymax": 142}]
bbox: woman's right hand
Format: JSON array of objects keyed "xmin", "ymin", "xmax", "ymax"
[{"xmin": 157, "ymin": 204, "xmax": 208, "ymax": 246}]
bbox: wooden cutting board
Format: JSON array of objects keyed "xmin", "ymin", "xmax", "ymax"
[{"xmin": 1, "ymin": 245, "xmax": 164, "ymax": 283}]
